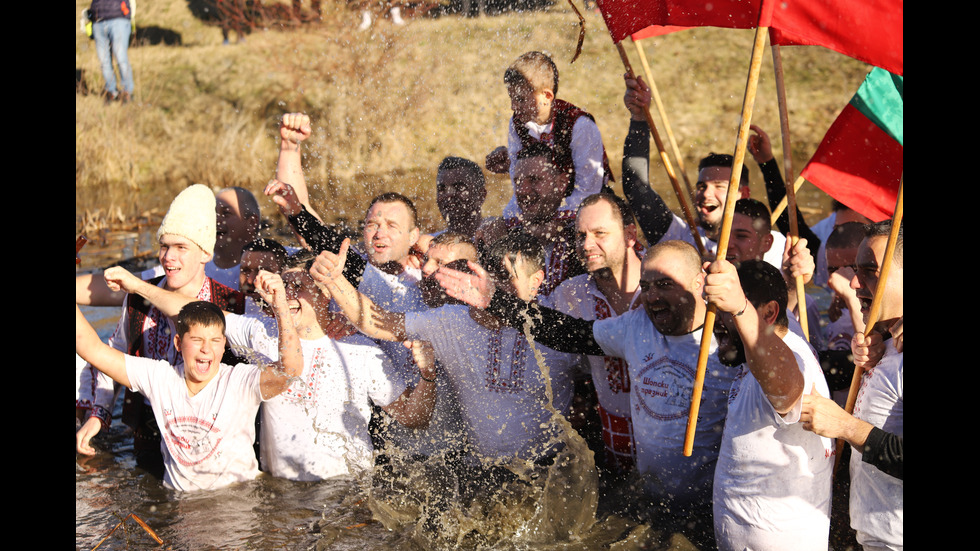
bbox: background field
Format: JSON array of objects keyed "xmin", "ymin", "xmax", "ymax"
[{"xmin": 75, "ymin": 0, "xmax": 871, "ymax": 238}]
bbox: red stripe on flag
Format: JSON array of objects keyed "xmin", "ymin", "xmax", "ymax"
[
  {"xmin": 631, "ymin": 25, "xmax": 692, "ymax": 41},
  {"xmin": 801, "ymin": 104, "xmax": 902, "ymax": 222}
]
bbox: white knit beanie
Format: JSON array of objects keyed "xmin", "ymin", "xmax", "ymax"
[{"xmin": 156, "ymin": 184, "xmax": 216, "ymax": 256}]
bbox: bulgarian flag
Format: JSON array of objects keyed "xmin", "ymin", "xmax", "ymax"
[{"xmin": 801, "ymin": 68, "xmax": 903, "ymax": 222}]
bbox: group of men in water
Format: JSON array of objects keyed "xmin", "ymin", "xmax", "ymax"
[{"xmin": 76, "ymin": 51, "xmax": 902, "ymax": 550}]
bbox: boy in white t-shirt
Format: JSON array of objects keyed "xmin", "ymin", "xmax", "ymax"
[{"xmin": 75, "ymin": 270, "xmax": 302, "ymax": 492}]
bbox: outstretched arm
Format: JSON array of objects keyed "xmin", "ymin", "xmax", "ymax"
[
  {"xmin": 253, "ymin": 271, "xmax": 304, "ymax": 399},
  {"xmin": 103, "ymin": 266, "xmax": 197, "ymax": 318},
  {"xmin": 622, "ymin": 74, "xmax": 678, "ymax": 245},
  {"xmin": 309, "ymin": 239, "xmax": 407, "ymax": 342},
  {"xmin": 276, "ymin": 112, "xmax": 320, "ymax": 221},
  {"xmin": 76, "ymin": 305, "xmax": 130, "ymax": 389},
  {"xmin": 704, "ymin": 259, "xmax": 803, "ymax": 414},
  {"xmin": 749, "ymin": 124, "xmax": 821, "ymax": 259},
  {"xmin": 77, "ymin": 272, "xmax": 126, "ymax": 306},
  {"xmin": 382, "ymin": 340, "xmax": 437, "ymax": 429},
  {"xmin": 433, "ymin": 261, "xmax": 604, "ymax": 356}
]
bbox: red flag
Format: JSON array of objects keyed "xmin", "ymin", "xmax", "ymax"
[
  {"xmin": 769, "ymin": 0, "xmax": 903, "ymax": 76},
  {"xmin": 801, "ymin": 68, "xmax": 903, "ymax": 222},
  {"xmin": 598, "ymin": 0, "xmax": 903, "ymax": 75},
  {"xmin": 597, "ymin": 0, "xmax": 761, "ymax": 42}
]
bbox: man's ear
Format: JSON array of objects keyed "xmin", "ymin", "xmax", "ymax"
[
  {"xmin": 761, "ymin": 300, "xmax": 781, "ymax": 325},
  {"xmin": 541, "ymin": 88, "xmax": 555, "ymax": 102},
  {"xmin": 173, "ymin": 334, "xmax": 182, "ymax": 351},
  {"xmin": 761, "ymin": 233, "xmax": 774, "ymax": 254},
  {"xmin": 738, "ymin": 186, "xmax": 751, "ymax": 200},
  {"xmin": 530, "ymin": 269, "xmax": 545, "ymax": 296},
  {"xmin": 409, "ymin": 227, "xmax": 420, "ymax": 247},
  {"xmin": 625, "ymin": 223, "xmax": 638, "ymax": 248}
]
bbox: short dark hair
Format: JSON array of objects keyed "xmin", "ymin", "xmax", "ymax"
[
  {"xmin": 864, "ymin": 219, "xmax": 903, "ymax": 266},
  {"xmin": 579, "ymin": 192, "xmax": 637, "ymax": 229},
  {"xmin": 175, "ymin": 301, "xmax": 226, "ymax": 337},
  {"xmin": 438, "ymin": 156, "xmax": 486, "ymax": 188},
  {"xmin": 483, "ymin": 231, "xmax": 545, "ymax": 282},
  {"xmin": 367, "ymin": 192, "xmax": 419, "ymax": 228},
  {"xmin": 515, "ymin": 141, "xmax": 558, "ymax": 165},
  {"xmin": 734, "ymin": 198, "xmax": 772, "ymax": 235},
  {"xmin": 284, "ymin": 249, "xmax": 317, "ymax": 272},
  {"xmin": 736, "ymin": 260, "xmax": 789, "ymax": 328},
  {"xmin": 430, "ymin": 231, "xmax": 476, "ymax": 250},
  {"xmin": 242, "ymin": 238, "xmax": 288, "ymax": 268},
  {"xmin": 698, "ymin": 153, "xmax": 750, "ymax": 186},
  {"xmin": 504, "ymin": 51, "xmax": 559, "ymax": 96},
  {"xmin": 826, "ymin": 222, "xmax": 867, "ymax": 251}
]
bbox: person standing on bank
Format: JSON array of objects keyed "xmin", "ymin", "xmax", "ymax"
[{"xmin": 89, "ymin": 0, "xmax": 135, "ymax": 104}]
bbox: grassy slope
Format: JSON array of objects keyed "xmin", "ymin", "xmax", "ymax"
[{"xmin": 76, "ymin": 0, "xmax": 870, "ymax": 234}]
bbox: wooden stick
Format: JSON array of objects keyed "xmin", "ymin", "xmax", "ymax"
[
  {"xmin": 632, "ymin": 37, "xmax": 695, "ymax": 199},
  {"xmin": 784, "ymin": 168, "xmax": 809, "ymax": 341},
  {"xmin": 770, "ymin": 43, "xmax": 794, "ymax": 183},
  {"xmin": 767, "ymin": 41, "xmax": 808, "ymax": 340},
  {"xmin": 836, "ymin": 179, "xmax": 903, "ymax": 465},
  {"xmin": 770, "ymin": 175, "xmax": 805, "ymax": 225},
  {"xmin": 684, "ymin": 21, "xmax": 770, "ymax": 457},
  {"xmin": 614, "ymin": 41, "xmax": 707, "ymax": 258}
]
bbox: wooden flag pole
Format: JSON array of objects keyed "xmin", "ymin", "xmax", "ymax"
[
  {"xmin": 771, "ymin": 176, "xmax": 806, "ymax": 225},
  {"xmin": 771, "ymin": 43, "xmax": 795, "ymax": 182},
  {"xmin": 632, "ymin": 37, "xmax": 696, "ymax": 199},
  {"xmin": 614, "ymin": 41, "xmax": 707, "ymax": 258},
  {"xmin": 836, "ymin": 178, "xmax": 903, "ymax": 465},
  {"xmin": 769, "ymin": 40, "xmax": 808, "ymax": 340},
  {"xmin": 784, "ymin": 167, "xmax": 810, "ymax": 341},
  {"xmin": 683, "ymin": 21, "xmax": 770, "ymax": 456}
]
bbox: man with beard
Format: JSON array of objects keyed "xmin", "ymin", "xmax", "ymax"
[
  {"xmin": 434, "ymin": 239, "xmax": 739, "ymax": 548},
  {"xmin": 548, "ymin": 193, "xmax": 644, "ymax": 474},
  {"xmin": 477, "ymin": 142, "xmax": 586, "ymax": 296},
  {"xmin": 704, "ymin": 259, "xmax": 833, "ymax": 551}
]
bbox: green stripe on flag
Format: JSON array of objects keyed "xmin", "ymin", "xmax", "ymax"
[{"xmin": 851, "ymin": 67, "xmax": 903, "ymax": 146}]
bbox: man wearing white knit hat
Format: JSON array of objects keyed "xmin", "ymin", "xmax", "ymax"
[{"xmin": 76, "ymin": 185, "xmax": 246, "ymax": 476}]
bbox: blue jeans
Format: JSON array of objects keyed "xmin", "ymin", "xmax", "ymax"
[{"xmin": 93, "ymin": 17, "xmax": 134, "ymax": 95}]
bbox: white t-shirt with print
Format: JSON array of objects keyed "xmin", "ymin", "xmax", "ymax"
[
  {"xmin": 592, "ymin": 307, "xmax": 740, "ymax": 504},
  {"xmin": 224, "ymin": 312, "xmax": 410, "ymax": 481},
  {"xmin": 125, "ymin": 355, "xmax": 264, "ymax": 492}
]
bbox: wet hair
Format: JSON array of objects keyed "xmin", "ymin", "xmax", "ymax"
[
  {"xmin": 864, "ymin": 219, "xmax": 903, "ymax": 267},
  {"xmin": 430, "ymin": 231, "xmax": 477, "ymax": 251},
  {"xmin": 698, "ymin": 153, "xmax": 750, "ymax": 187},
  {"xmin": 218, "ymin": 186, "xmax": 261, "ymax": 221},
  {"xmin": 826, "ymin": 222, "xmax": 867, "ymax": 251},
  {"xmin": 734, "ymin": 198, "xmax": 772, "ymax": 235},
  {"xmin": 579, "ymin": 192, "xmax": 637, "ymax": 229},
  {"xmin": 367, "ymin": 192, "xmax": 419, "ymax": 228},
  {"xmin": 175, "ymin": 301, "xmax": 226, "ymax": 336},
  {"xmin": 504, "ymin": 51, "xmax": 559, "ymax": 96},
  {"xmin": 515, "ymin": 141, "xmax": 559, "ymax": 165},
  {"xmin": 242, "ymin": 238, "xmax": 288, "ymax": 269},
  {"xmin": 437, "ymin": 156, "xmax": 486, "ymax": 189},
  {"xmin": 483, "ymin": 231, "xmax": 545, "ymax": 282},
  {"xmin": 284, "ymin": 249, "xmax": 317, "ymax": 272},
  {"xmin": 736, "ymin": 260, "xmax": 789, "ymax": 328}
]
